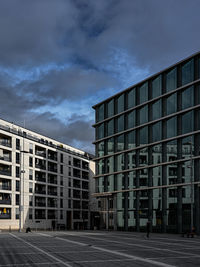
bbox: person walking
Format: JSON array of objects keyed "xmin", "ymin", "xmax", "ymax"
[{"xmin": 146, "ymin": 220, "xmax": 150, "ymax": 238}]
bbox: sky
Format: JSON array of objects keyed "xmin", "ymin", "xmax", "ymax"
[{"xmin": 0, "ymin": 0, "xmax": 200, "ymax": 154}]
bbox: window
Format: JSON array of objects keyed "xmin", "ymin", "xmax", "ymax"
[
  {"xmin": 166, "ymin": 68, "xmax": 177, "ymax": 92},
  {"xmin": 127, "ymin": 88, "xmax": 135, "ymax": 109},
  {"xmin": 29, "ymin": 209, "xmax": 33, "ymax": 220},
  {"xmin": 107, "ymin": 99, "xmax": 114, "ymax": 118},
  {"xmin": 16, "ymin": 153, "xmax": 20, "ymax": 164},
  {"xmin": 98, "ymin": 123, "xmax": 104, "ymax": 139},
  {"xmin": 140, "ymin": 105, "xmax": 148, "ymax": 124},
  {"xmin": 152, "ymin": 100, "xmax": 161, "ymax": 120},
  {"xmin": 16, "ymin": 194, "xmax": 19, "ymax": 205},
  {"xmin": 127, "ymin": 110, "xmax": 135, "ymax": 129},
  {"xmin": 16, "ymin": 181, "xmax": 20, "ymax": 192},
  {"xmin": 29, "ymin": 157, "xmax": 33, "ymax": 167},
  {"xmin": 16, "ymin": 139, "xmax": 20, "ymax": 150},
  {"xmin": 139, "ymin": 83, "xmax": 148, "ymax": 103},
  {"xmin": 106, "ymin": 119, "xmax": 114, "ymax": 136},
  {"xmin": 29, "ymin": 196, "xmax": 33, "ymax": 206},
  {"xmin": 60, "ymin": 176, "xmax": 63, "ymax": 186},
  {"xmin": 182, "ymin": 59, "xmax": 194, "ymax": 86},
  {"xmin": 60, "ymin": 165, "xmax": 63, "ymax": 174},
  {"xmin": 16, "ymin": 166, "xmax": 20, "ymax": 178},
  {"xmin": 60, "ymin": 153, "xmax": 63, "ymax": 163},
  {"xmin": 68, "ymin": 156, "xmax": 71, "ymax": 165},
  {"xmin": 60, "ymin": 199, "xmax": 63, "ymax": 208},
  {"xmin": 97, "ymin": 104, "xmax": 104, "ymax": 122},
  {"xmin": 29, "ymin": 182, "xmax": 33, "ymax": 193},
  {"xmin": 16, "ymin": 208, "xmax": 19, "ymax": 219},
  {"xmin": 117, "ymin": 115, "xmax": 124, "ymax": 132},
  {"xmin": 152, "ymin": 75, "xmax": 162, "ymax": 98},
  {"xmin": 29, "ymin": 169, "xmax": 33, "ymax": 180},
  {"xmin": 182, "ymin": 86, "xmax": 194, "ymax": 110},
  {"xmin": 29, "ymin": 143, "xmax": 33, "ymax": 154},
  {"xmin": 166, "ymin": 93, "xmax": 177, "ymax": 115},
  {"xmin": 117, "ymin": 94, "xmax": 124, "ymax": 113},
  {"xmin": 68, "ymin": 167, "xmax": 71, "ymax": 176}
]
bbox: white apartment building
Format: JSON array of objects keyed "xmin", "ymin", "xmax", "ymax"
[{"xmin": 0, "ymin": 118, "xmax": 95, "ymax": 231}]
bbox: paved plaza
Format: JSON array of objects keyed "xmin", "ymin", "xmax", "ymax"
[{"xmin": 0, "ymin": 230, "xmax": 200, "ymax": 266}]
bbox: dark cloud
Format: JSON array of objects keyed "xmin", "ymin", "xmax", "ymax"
[{"xmin": 0, "ymin": 0, "xmax": 199, "ymax": 153}]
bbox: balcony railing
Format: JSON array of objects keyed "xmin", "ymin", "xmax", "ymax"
[
  {"xmin": 0, "ymin": 185, "xmax": 11, "ymax": 191},
  {"xmin": 35, "ymin": 164, "xmax": 46, "ymax": 170},
  {"xmin": 35, "ymin": 190, "xmax": 46, "ymax": 195},
  {"xmin": 35, "ymin": 177, "xmax": 46, "ymax": 183},
  {"xmin": 0, "ymin": 199, "xmax": 11, "ymax": 205},
  {"xmin": 0, "ymin": 140, "xmax": 11, "ymax": 148},
  {"xmin": 0, "ymin": 214, "xmax": 11, "ymax": 219},
  {"xmin": 0, "ymin": 156, "xmax": 11, "ymax": 162},
  {"xmin": 0, "ymin": 170, "xmax": 11, "ymax": 176},
  {"xmin": 35, "ymin": 151, "xmax": 46, "ymax": 158}
]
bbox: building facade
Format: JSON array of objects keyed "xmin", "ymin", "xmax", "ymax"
[
  {"xmin": 93, "ymin": 52, "xmax": 200, "ymax": 233},
  {"xmin": 0, "ymin": 119, "xmax": 95, "ymax": 230}
]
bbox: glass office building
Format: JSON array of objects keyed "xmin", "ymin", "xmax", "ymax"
[{"xmin": 93, "ymin": 52, "xmax": 200, "ymax": 233}]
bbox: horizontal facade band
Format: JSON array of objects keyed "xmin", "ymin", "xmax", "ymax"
[
  {"xmin": 93, "ymin": 79, "xmax": 200, "ymax": 128},
  {"xmin": 93, "ymin": 104, "xmax": 200, "ymax": 145},
  {"xmin": 93, "ymin": 155, "xmax": 200, "ymax": 179},
  {"xmin": 92, "ymin": 181, "xmax": 200, "ymax": 198}
]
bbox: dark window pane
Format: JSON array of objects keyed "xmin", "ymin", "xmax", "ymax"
[
  {"xmin": 128, "ymin": 89, "xmax": 135, "ymax": 109},
  {"xmin": 152, "ymin": 122, "xmax": 161, "ymax": 142},
  {"xmin": 117, "ymin": 115, "xmax": 124, "ymax": 132},
  {"xmin": 140, "ymin": 127, "xmax": 148, "ymax": 144},
  {"xmin": 98, "ymin": 124, "xmax": 104, "ymax": 139},
  {"xmin": 107, "ymin": 99, "xmax": 114, "ymax": 118},
  {"xmin": 117, "ymin": 134, "xmax": 124, "ymax": 152},
  {"xmin": 97, "ymin": 142, "xmax": 104, "ymax": 157},
  {"xmin": 166, "ymin": 68, "xmax": 177, "ymax": 92},
  {"xmin": 152, "ymin": 100, "xmax": 161, "ymax": 120},
  {"xmin": 167, "ymin": 117, "xmax": 177, "ymax": 138},
  {"xmin": 107, "ymin": 138, "xmax": 114, "ymax": 155},
  {"xmin": 182, "ymin": 111, "xmax": 193, "ymax": 134},
  {"xmin": 139, "ymin": 83, "xmax": 148, "ymax": 104},
  {"xmin": 140, "ymin": 105, "xmax": 148, "ymax": 124},
  {"xmin": 107, "ymin": 119, "xmax": 114, "ymax": 136},
  {"xmin": 182, "ymin": 59, "xmax": 194, "ymax": 86},
  {"xmin": 167, "ymin": 93, "xmax": 177, "ymax": 115},
  {"xmin": 152, "ymin": 75, "xmax": 162, "ymax": 98},
  {"xmin": 97, "ymin": 104, "xmax": 104, "ymax": 122},
  {"xmin": 127, "ymin": 110, "xmax": 135, "ymax": 129},
  {"xmin": 127, "ymin": 131, "xmax": 135, "ymax": 149},
  {"xmin": 117, "ymin": 94, "xmax": 124, "ymax": 113},
  {"xmin": 182, "ymin": 86, "xmax": 194, "ymax": 109}
]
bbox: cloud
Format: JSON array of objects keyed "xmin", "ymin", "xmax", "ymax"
[{"xmin": 0, "ymin": 0, "xmax": 199, "ymax": 153}]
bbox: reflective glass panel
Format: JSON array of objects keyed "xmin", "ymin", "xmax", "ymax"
[
  {"xmin": 117, "ymin": 134, "xmax": 124, "ymax": 152},
  {"xmin": 182, "ymin": 59, "xmax": 194, "ymax": 86},
  {"xmin": 182, "ymin": 86, "xmax": 194, "ymax": 110},
  {"xmin": 108, "ymin": 175, "xmax": 114, "ymax": 191},
  {"xmin": 107, "ymin": 137, "xmax": 114, "ymax": 155},
  {"xmin": 128, "ymin": 88, "xmax": 136, "ymax": 109},
  {"xmin": 140, "ymin": 105, "xmax": 148, "ymax": 124},
  {"xmin": 107, "ymin": 119, "xmax": 114, "ymax": 137},
  {"xmin": 116, "ymin": 155, "xmax": 125, "ymax": 172},
  {"xmin": 107, "ymin": 157, "xmax": 114, "ymax": 173},
  {"xmin": 107, "ymin": 99, "xmax": 114, "ymax": 118},
  {"xmin": 152, "ymin": 75, "xmax": 162, "ymax": 98},
  {"xmin": 182, "ymin": 111, "xmax": 193, "ymax": 134},
  {"xmin": 152, "ymin": 100, "xmax": 162, "ymax": 120},
  {"xmin": 139, "ymin": 83, "xmax": 148, "ymax": 104},
  {"xmin": 140, "ymin": 126, "xmax": 148, "ymax": 144},
  {"xmin": 98, "ymin": 123, "xmax": 104, "ymax": 139},
  {"xmin": 167, "ymin": 117, "xmax": 177, "ymax": 138},
  {"xmin": 127, "ymin": 131, "xmax": 135, "ymax": 149},
  {"xmin": 117, "ymin": 94, "xmax": 124, "ymax": 113},
  {"xmin": 97, "ymin": 141, "xmax": 104, "ymax": 157},
  {"xmin": 127, "ymin": 110, "xmax": 136, "ymax": 129},
  {"xmin": 152, "ymin": 121, "xmax": 161, "ymax": 142},
  {"xmin": 166, "ymin": 93, "xmax": 177, "ymax": 115},
  {"xmin": 117, "ymin": 115, "xmax": 124, "ymax": 132},
  {"xmin": 97, "ymin": 104, "xmax": 104, "ymax": 122},
  {"xmin": 166, "ymin": 68, "xmax": 177, "ymax": 92}
]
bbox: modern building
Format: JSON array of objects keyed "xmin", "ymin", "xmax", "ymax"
[
  {"xmin": 0, "ymin": 118, "xmax": 95, "ymax": 230},
  {"xmin": 93, "ymin": 51, "xmax": 200, "ymax": 234}
]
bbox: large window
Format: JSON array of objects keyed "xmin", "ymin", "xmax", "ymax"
[
  {"xmin": 106, "ymin": 119, "xmax": 114, "ymax": 136},
  {"xmin": 127, "ymin": 131, "xmax": 135, "ymax": 149},
  {"xmin": 97, "ymin": 124, "xmax": 104, "ymax": 139},
  {"xmin": 182, "ymin": 59, "xmax": 194, "ymax": 86},
  {"xmin": 117, "ymin": 115, "xmax": 124, "ymax": 132},
  {"xmin": 107, "ymin": 99, "xmax": 114, "ymax": 118},
  {"xmin": 117, "ymin": 94, "xmax": 124, "ymax": 113},
  {"xmin": 182, "ymin": 111, "xmax": 193, "ymax": 134},
  {"xmin": 167, "ymin": 117, "xmax": 177, "ymax": 138},
  {"xmin": 140, "ymin": 105, "xmax": 148, "ymax": 124},
  {"xmin": 152, "ymin": 100, "xmax": 161, "ymax": 120},
  {"xmin": 152, "ymin": 75, "xmax": 162, "ymax": 98},
  {"xmin": 127, "ymin": 110, "xmax": 135, "ymax": 129},
  {"xmin": 128, "ymin": 88, "xmax": 136, "ymax": 109},
  {"xmin": 116, "ymin": 134, "xmax": 124, "ymax": 152},
  {"xmin": 152, "ymin": 121, "xmax": 162, "ymax": 142},
  {"xmin": 166, "ymin": 68, "xmax": 177, "ymax": 92},
  {"xmin": 182, "ymin": 86, "xmax": 194, "ymax": 110},
  {"xmin": 166, "ymin": 93, "xmax": 177, "ymax": 115},
  {"xmin": 139, "ymin": 83, "xmax": 148, "ymax": 104},
  {"xmin": 97, "ymin": 104, "xmax": 104, "ymax": 122}
]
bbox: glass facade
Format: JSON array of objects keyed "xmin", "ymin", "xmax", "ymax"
[{"xmin": 94, "ymin": 52, "xmax": 200, "ymax": 233}]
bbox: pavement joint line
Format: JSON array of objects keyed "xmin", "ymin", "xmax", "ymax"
[
  {"xmin": 62, "ymin": 233, "xmax": 200, "ymax": 259},
  {"xmin": 55, "ymin": 233, "xmax": 175, "ymax": 267},
  {"xmin": 0, "ymin": 262, "xmax": 62, "ymax": 267},
  {"xmin": 9, "ymin": 233, "xmax": 72, "ymax": 267}
]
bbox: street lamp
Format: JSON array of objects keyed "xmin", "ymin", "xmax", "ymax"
[{"xmin": 19, "ymin": 150, "xmax": 29, "ymax": 232}]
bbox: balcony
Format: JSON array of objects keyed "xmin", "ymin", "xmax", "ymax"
[
  {"xmin": 0, "ymin": 149, "xmax": 12, "ymax": 162},
  {"xmin": 0, "ymin": 179, "xmax": 11, "ymax": 191},
  {"xmin": 0, "ymin": 164, "xmax": 11, "ymax": 176},
  {"xmin": 0, "ymin": 134, "xmax": 12, "ymax": 148},
  {"xmin": 48, "ymin": 198, "xmax": 57, "ymax": 208},
  {"xmin": 48, "ymin": 186, "xmax": 57, "ymax": 196},
  {"xmin": 35, "ymin": 171, "xmax": 46, "ymax": 183},
  {"xmin": 73, "ymin": 158, "xmax": 81, "ymax": 168},
  {"xmin": 35, "ymin": 146, "xmax": 46, "ymax": 158},
  {"xmin": 0, "ymin": 208, "xmax": 11, "ymax": 219},
  {"xmin": 48, "ymin": 162, "xmax": 57, "ymax": 173},
  {"xmin": 48, "ymin": 150, "xmax": 57, "ymax": 161},
  {"xmin": 0, "ymin": 193, "xmax": 11, "ymax": 205},
  {"xmin": 35, "ymin": 185, "xmax": 46, "ymax": 195},
  {"xmin": 35, "ymin": 158, "xmax": 46, "ymax": 170},
  {"xmin": 48, "ymin": 174, "xmax": 57, "ymax": 185}
]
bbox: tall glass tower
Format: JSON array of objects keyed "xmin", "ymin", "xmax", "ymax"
[{"xmin": 93, "ymin": 52, "xmax": 200, "ymax": 233}]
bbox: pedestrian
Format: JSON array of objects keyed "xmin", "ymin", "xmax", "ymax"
[{"xmin": 146, "ymin": 220, "xmax": 150, "ymax": 238}]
